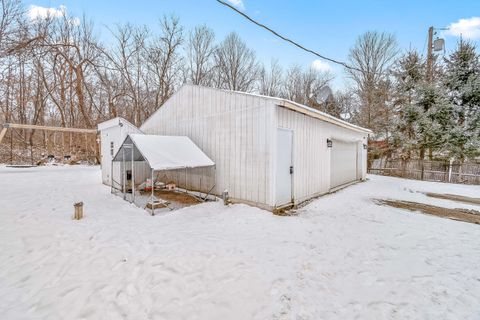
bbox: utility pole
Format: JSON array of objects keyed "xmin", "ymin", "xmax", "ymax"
[
  {"xmin": 426, "ymin": 26, "xmax": 434, "ymax": 83},
  {"xmin": 420, "ymin": 26, "xmax": 435, "ymax": 178}
]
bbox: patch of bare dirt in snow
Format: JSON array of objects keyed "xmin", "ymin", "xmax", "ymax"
[
  {"xmin": 374, "ymin": 199, "xmax": 480, "ymax": 224},
  {"xmin": 423, "ymin": 192, "xmax": 480, "ymax": 206}
]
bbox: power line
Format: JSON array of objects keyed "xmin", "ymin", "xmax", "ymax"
[{"xmin": 215, "ymin": 0, "xmax": 362, "ymax": 73}]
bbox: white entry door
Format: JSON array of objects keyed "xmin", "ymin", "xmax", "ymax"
[
  {"xmin": 330, "ymin": 140, "xmax": 358, "ymax": 189},
  {"xmin": 276, "ymin": 128, "xmax": 293, "ymax": 206}
]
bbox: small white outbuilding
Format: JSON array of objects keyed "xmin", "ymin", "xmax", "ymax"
[
  {"xmin": 97, "ymin": 117, "xmax": 142, "ymax": 185},
  {"xmin": 99, "ymin": 84, "xmax": 372, "ymax": 210}
]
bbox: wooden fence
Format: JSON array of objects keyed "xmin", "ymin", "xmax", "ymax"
[{"xmin": 368, "ymin": 158, "xmax": 480, "ymax": 185}]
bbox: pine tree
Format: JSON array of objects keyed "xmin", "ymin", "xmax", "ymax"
[
  {"xmin": 416, "ymin": 82, "xmax": 455, "ymax": 158},
  {"xmin": 391, "ymin": 50, "xmax": 425, "ymax": 160},
  {"xmin": 443, "ymin": 40, "xmax": 480, "ymax": 161}
]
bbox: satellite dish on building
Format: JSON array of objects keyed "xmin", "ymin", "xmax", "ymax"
[{"xmin": 433, "ymin": 38, "xmax": 445, "ymax": 52}]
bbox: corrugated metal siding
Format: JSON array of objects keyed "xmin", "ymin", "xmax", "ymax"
[
  {"xmin": 276, "ymin": 106, "xmax": 367, "ymax": 204},
  {"xmin": 139, "ymin": 85, "xmax": 275, "ymax": 207}
]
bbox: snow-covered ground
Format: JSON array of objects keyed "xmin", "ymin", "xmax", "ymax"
[{"xmin": 1, "ymin": 166, "xmax": 480, "ymax": 320}]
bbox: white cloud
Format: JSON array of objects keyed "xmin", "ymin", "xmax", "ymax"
[
  {"xmin": 27, "ymin": 5, "xmax": 67, "ymax": 21},
  {"xmin": 226, "ymin": 0, "xmax": 244, "ymax": 10},
  {"xmin": 27, "ymin": 5, "xmax": 80, "ymax": 26},
  {"xmin": 446, "ymin": 17, "xmax": 480, "ymax": 40},
  {"xmin": 311, "ymin": 59, "xmax": 332, "ymax": 72}
]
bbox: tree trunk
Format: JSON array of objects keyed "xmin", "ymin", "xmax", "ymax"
[{"xmin": 74, "ymin": 66, "xmax": 92, "ymax": 128}]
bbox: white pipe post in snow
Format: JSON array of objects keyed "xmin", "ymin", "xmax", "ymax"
[
  {"xmin": 214, "ymin": 165, "xmax": 217, "ymax": 200},
  {"xmin": 151, "ymin": 169, "xmax": 154, "ymax": 216},
  {"xmin": 122, "ymin": 147, "xmax": 126, "ymax": 200},
  {"xmin": 185, "ymin": 167, "xmax": 188, "ymax": 194},
  {"xmin": 131, "ymin": 144, "xmax": 135, "ymax": 204},
  {"xmin": 448, "ymin": 158, "xmax": 454, "ymax": 183},
  {"xmin": 110, "ymin": 159, "xmax": 113, "ymax": 194}
]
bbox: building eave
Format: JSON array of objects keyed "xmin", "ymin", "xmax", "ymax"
[{"xmin": 277, "ymin": 100, "xmax": 373, "ymax": 135}]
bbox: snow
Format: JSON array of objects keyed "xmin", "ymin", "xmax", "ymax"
[
  {"xmin": 1, "ymin": 166, "xmax": 480, "ymax": 319},
  {"xmin": 115, "ymin": 134, "xmax": 215, "ymax": 171}
]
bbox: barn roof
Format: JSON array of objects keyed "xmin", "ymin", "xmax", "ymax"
[
  {"xmin": 140, "ymin": 85, "xmax": 372, "ymax": 135},
  {"xmin": 113, "ymin": 134, "xmax": 214, "ymax": 171},
  {"xmin": 274, "ymin": 99, "xmax": 372, "ymax": 134},
  {"xmin": 219, "ymin": 88, "xmax": 373, "ymax": 135}
]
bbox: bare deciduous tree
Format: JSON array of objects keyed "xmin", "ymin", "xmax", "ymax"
[
  {"xmin": 334, "ymin": 88, "xmax": 360, "ymax": 122},
  {"xmin": 302, "ymin": 67, "xmax": 333, "ymax": 107},
  {"xmin": 147, "ymin": 15, "xmax": 184, "ymax": 111},
  {"xmin": 213, "ymin": 32, "xmax": 259, "ymax": 92},
  {"xmin": 35, "ymin": 14, "xmax": 100, "ymax": 128},
  {"xmin": 99, "ymin": 23, "xmax": 149, "ymax": 125},
  {"xmin": 282, "ymin": 64, "xmax": 333, "ymax": 109},
  {"xmin": 185, "ymin": 24, "xmax": 215, "ymax": 86},
  {"xmin": 0, "ymin": 0, "xmax": 23, "ymax": 55},
  {"xmin": 346, "ymin": 31, "xmax": 398, "ymax": 133},
  {"xmin": 257, "ymin": 58, "xmax": 283, "ymax": 97},
  {"xmin": 283, "ymin": 64, "xmax": 303, "ymax": 102}
]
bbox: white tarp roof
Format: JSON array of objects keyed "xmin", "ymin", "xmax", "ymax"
[{"xmin": 114, "ymin": 134, "xmax": 214, "ymax": 171}]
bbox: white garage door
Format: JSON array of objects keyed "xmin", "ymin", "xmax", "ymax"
[{"xmin": 330, "ymin": 140, "xmax": 358, "ymax": 189}]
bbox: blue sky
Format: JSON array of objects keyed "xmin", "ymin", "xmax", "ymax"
[{"xmin": 26, "ymin": 0, "xmax": 480, "ymax": 90}]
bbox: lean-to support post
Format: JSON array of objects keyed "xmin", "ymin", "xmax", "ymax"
[
  {"xmin": 185, "ymin": 167, "xmax": 188, "ymax": 194},
  {"xmin": 151, "ymin": 169, "xmax": 154, "ymax": 216},
  {"xmin": 122, "ymin": 147, "xmax": 126, "ymax": 200},
  {"xmin": 131, "ymin": 144, "xmax": 135, "ymax": 204},
  {"xmin": 110, "ymin": 159, "xmax": 114, "ymax": 194}
]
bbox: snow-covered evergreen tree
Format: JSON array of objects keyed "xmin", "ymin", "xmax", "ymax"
[
  {"xmin": 416, "ymin": 82, "xmax": 454, "ymax": 158},
  {"xmin": 391, "ymin": 50, "xmax": 425, "ymax": 159},
  {"xmin": 392, "ymin": 43, "xmax": 480, "ymax": 162},
  {"xmin": 443, "ymin": 40, "xmax": 480, "ymax": 161}
]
